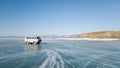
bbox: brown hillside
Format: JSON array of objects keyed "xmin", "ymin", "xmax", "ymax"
[{"xmin": 76, "ymin": 31, "xmax": 120, "ymax": 39}]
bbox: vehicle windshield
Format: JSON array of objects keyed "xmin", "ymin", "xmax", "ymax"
[{"xmin": 37, "ymin": 37, "xmax": 40, "ymax": 39}]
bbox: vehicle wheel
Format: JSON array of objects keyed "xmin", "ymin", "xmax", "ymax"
[
  {"xmin": 26, "ymin": 42, "xmax": 29, "ymax": 44},
  {"xmin": 34, "ymin": 42, "xmax": 37, "ymax": 44}
]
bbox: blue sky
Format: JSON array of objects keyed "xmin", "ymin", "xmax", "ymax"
[{"xmin": 0, "ymin": 0, "xmax": 120, "ymax": 36}]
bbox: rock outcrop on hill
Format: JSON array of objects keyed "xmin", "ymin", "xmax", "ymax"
[{"xmin": 76, "ymin": 31, "xmax": 120, "ymax": 39}]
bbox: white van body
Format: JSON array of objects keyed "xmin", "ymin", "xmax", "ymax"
[{"xmin": 24, "ymin": 36, "xmax": 41, "ymax": 44}]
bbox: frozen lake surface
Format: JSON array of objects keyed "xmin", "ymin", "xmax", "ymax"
[{"xmin": 0, "ymin": 38, "xmax": 120, "ymax": 68}]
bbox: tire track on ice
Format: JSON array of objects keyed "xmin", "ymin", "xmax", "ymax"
[{"xmin": 39, "ymin": 49, "xmax": 64, "ymax": 68}]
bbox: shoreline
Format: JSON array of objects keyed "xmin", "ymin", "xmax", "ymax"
[
  {"xmin": 42, "ymin": 38, "xmax": 120, "ymax": 41},
  {"xmin": 0, "ymin": 38, "xmax": 119, "ymax": 41}
]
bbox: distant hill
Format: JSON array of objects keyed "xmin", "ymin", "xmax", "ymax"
[
  {"xmin": 0, "ymin": 36, "xmax": 21, "ymax": 38},
  {"xmin": 76, "ymin": 31, "xmax": 120, "ymax": 39},
  {"xmin": 0, "ymin": 34, "xmax": 77, "ymax": 38},
  {"xmin": 41, "ymin": 34, "xmax": 77, "ymax": 38}
]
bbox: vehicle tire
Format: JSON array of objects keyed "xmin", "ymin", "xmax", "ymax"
[
  {"xmin": 26, "ymin": 42, "xmax": 29, "ymax": 44},
  {"xmin": 34, "ymin": 42, "xmax": 37, "ymax": 44}
]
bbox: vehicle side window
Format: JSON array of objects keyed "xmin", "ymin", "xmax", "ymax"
[
  {"xmin": 26, "ymin": 37, "xmax": 39, "ymax": 39},
  {"xmin": 32, "ymin": 37, "xmax": 35, "ymax": 39}
]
